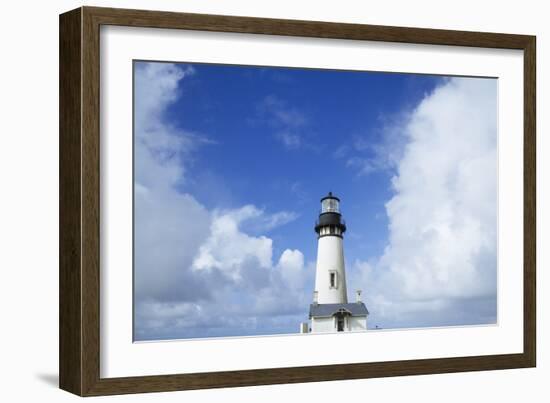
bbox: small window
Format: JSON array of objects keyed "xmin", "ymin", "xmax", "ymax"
[
  {"xmin": 337, "ymin": 316, "xmax": 345, "ymax": 332},
  {"xmin": 330, "ymin": 226, "xmax": 335, "ymax": 234},
  {"xmin": 329, "ymin": 271, "xmax": 337, "ymax": 288}
]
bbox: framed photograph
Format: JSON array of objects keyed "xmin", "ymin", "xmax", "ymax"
[{"xmin": 59, "ymin": 6, "xmax": 536, "ymax": 396}]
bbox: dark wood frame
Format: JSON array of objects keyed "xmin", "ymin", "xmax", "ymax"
[{"xmin": 59, "ymin": 6, "xmax": 536, "ymax": 397}]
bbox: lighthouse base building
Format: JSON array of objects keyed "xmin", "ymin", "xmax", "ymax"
[
  {"xmin": 309, "ymin": 298, "xmax": 369, "ymax": 333},
  {"xmin": 300, "ymin": 192, "xmax": 369, "ymax": 334}
]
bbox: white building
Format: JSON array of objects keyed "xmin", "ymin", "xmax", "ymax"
[{"xmin": 301, "ymin": 192, "xmax": 369, "ymax": 333}]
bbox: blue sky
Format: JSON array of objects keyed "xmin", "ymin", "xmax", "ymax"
[
  {"xmin": 133, "ymin": 61, "xmax": 497, "ymax": 341},
  {"xmin": 162, "ymin": 64, "xmax": 440, "ymax": 268}
]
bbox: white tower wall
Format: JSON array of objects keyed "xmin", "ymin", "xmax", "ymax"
[{"xmin": 314, "ymin": 235, "xmax": 348, "ymax": 304}]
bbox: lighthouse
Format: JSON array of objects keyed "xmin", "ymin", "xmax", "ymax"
[{"xmin": 300, "ymin": 192, "xmax": 369, "ymax": 334}]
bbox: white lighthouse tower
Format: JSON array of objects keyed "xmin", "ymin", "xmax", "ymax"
[
  {"xmin": 300, "ymin": 192, "xmax": 368, "ymax": 334},
  {"xmin": 314, "ymin": 192, "xmax": 348, "ymax": 304}
]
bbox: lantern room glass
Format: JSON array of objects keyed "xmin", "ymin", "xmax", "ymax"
[{"xmin": 321, "ymin": 198, "xmax": 339, "ymax": 213}]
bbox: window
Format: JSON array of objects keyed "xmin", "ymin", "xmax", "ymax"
[
  {"xmin": 330, "ymin": 225, "xmax": 335, "ymax": 234},
  {"xmin": 329, "ymin": 271, "xmax": 337, "ymax": 288},
  {"xmin": 337, "ymin": 316, "xmax": 345, "ymax": 332},
  {"xmin": 322, "ymin": 198, "xmax": 339, "ymax": 213}
]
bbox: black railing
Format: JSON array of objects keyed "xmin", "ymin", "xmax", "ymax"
[{"xmin": 315, "ymin": 218, "xmax": 346, "ymax": 227}]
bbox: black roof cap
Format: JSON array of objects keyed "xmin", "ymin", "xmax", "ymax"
[{"xmin": 320, "ymin": 191, "xmax": 340, "ymax": 202}]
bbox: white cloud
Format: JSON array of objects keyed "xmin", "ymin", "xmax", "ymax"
[
  {"xmin": 134, "ymin": 62, "xmax": 213, "ymax": 304},
  {"xmin": 133, "ymin": 63, "xmax": 309, "ymax": 340},
  {"xmin": 277, "ymin": 249, "xmax": 306, "ymax": 290},
  {"xmin": 134, "ymin": 63, "xmax": 196, "ymax": 189},
  {"xmin": 255, "ymin": 210, "xmax": 299, "ymax": 232},
  {"xmin": 352, "ymin": 77, "xmax": 498, "ymax": 328},
  {"xmin": 191, "ymin": 206, "xmax": 274, "ymax": 281}
]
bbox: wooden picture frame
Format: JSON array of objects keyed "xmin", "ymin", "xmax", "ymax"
[{"xmin": 59, "ymin": 6, "xmax": 536, "ymax": 396}]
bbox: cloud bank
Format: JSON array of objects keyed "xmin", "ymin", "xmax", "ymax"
[
  {"xmin": 352, "ymin": 77, "xmax": 498, "ymax": 328},
  {"xmin": 134, "ymin": 63, "xmax": 311, "ymax": 340}
]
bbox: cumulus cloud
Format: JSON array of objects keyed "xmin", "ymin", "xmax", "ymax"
[
  {"xmin": 351, "ymin": 77, "xmax": 498, "ymax": 328},
  {"xmin": 191, "ymin": 206, "xmax": 274, "ymax": 281},
  {"xmin": 133, "ymin": 63, "xmax": 309, "ymax": 340},
  {"xmin": 134, "ymin": 62, "xmax": 213, "ymax": 304}
]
